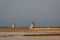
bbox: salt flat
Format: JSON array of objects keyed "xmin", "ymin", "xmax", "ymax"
[
  {"xmin": 0, "ymin": 31, "xmax": 60, "ymax": 36},
  {"xmin": 0, "ymin": 36, "xmax": 60, "ymax": 40}
]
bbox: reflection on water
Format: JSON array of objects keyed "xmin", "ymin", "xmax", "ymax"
[
  {"xmin": 0, "ymin": 36, "xmax": 60, "ymax": 40},
  {"xmin": 0, "ymin": 31, "xmax": 60, "ymax": 36},
  {"xmin": 0, "ymin": 31, "xmax": 60, "ymax": 40}
]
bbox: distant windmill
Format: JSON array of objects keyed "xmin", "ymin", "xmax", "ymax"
[
  {"xmin": 11, "ymin": 23, "xmax": 16, "ymax": 28},
  {"xmin": 30, "ymin": 21, "xmax": 35, "ymax": 29}
]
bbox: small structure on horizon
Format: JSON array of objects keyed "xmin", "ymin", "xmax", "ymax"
[
  {"xmin": 11, "ymin": 23, "xmax": 16, "ymax": 28},
  {"xmin": 30, "ymin": 21, "xmax": 35, "ymax": 29}
]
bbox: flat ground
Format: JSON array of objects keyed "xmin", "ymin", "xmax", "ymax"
[{"xmin": 0, "ymin": 27, "xmax": 60, "ymax": 32}]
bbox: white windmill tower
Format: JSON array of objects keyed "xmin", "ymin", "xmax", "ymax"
[
  {"xmin": 11, "ymin": 23, "xmax": 16, "ymax": 28},
  {"xmin": 30, "ymin": 21, "xmax": 35, "ymax": 29}
]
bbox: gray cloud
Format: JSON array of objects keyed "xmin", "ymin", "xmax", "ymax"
[{"xmin": 0, "ymin": 0, "xmax": 60, "ymax": 26}]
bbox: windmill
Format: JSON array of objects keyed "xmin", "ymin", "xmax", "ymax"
[
  {"xmin": 30, "ymin": 21, "xmax": 35, "ymax": 29},
  {"xmin": 11, "ymin": 23, "xmax": 16, "ymax": 28}
]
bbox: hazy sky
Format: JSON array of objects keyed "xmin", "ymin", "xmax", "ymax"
[{"xmin": 0, "ymin": 0, "xmax": 60, "ymax": 26}]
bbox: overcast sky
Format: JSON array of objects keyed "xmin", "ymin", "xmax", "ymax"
[{"xmin": 0, "ymin": 0, "xmax": 60, "ymax": 26}]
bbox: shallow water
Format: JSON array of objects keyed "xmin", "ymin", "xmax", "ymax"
[
  {"xmin": 0, "ymin": 31, "xmax": 60, "ymax": 40},
  {"xmin": 0, "ymin": 36, "xmax": 60, "ymax": 40},
  {"xmin": 0, "ymin": 31, "xmax": 60, "ymax": 34}
]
